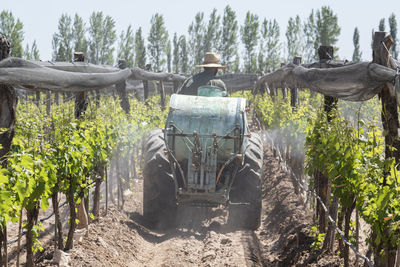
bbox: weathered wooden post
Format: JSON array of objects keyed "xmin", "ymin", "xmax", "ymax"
[
  {"xmin": 0, "ymin": 36, "xmax": 16, "ymax": 166},
  {"xmin": 286, "ymin": 57, "xmax": 302, "ymax": 194},
  {"xmin": 95, "ymin": 89, "xmax": 101, "ymax": 107},
  {"xmin": 318, "ymin": 46, "xmax": 339, "ymax": 255},
  {"xmin": 173, "ymin": 80, "xmax": 180, "ymax": 93},
  {"xmin": 35, "ymin": 91, "xmax": 41, "ymax": 107},
  {"xmin": 374, "ymin": 32, "xmax": 400, "ymax": 169},
  {"xmin": 54, "ymin": 91, "xmax": 59, "ymax": 105},
  {"xmin": 291, "ymin": 57, "xmax": 301, "ymax": 110},
  {"xmin": 158, "ymin": 81, "xmax": 165, "ymax": 109},
  {"xmin": 74, "ymin": 52, "xmax": 89, "ymax": 231},
  {"xmin": 74, "ymin": 52, "xmax": 88, "ymax": 119},
  {"xmin": 319, "ymin": 46, "xmax": 338, "ymax": 121},
  {"xmin": 316, "ymin": 46, "xmax": 335, "ymax": 237},
  {"xmin": 105, "ymin": 165, "xmax": 109, "ymax": 215},
  {"xmin": 372, "ymin": 31, "xmax": 399, "ymax": 267},
  {"xmin": 0, "ymin": 34, "xmax": 16, "ymax": 267},
  {"xmin": 46, "ymin": 91, "xmax": 51, "ymax": 116},
  {"xmin": 280, "ymin": 62, "xmax": 287, "ymax": 99},
  {"xmin": 116, "ymin": 59, "xmax": 131, "ymax": 114},
  {"xmin": 142, "ymin": 64, "xmax": 151, "ymax": 102}
]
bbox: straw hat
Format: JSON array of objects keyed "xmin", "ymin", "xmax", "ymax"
[{"xmin": 196, "ymin": 52, "xmax": 227, "ymax": 69}]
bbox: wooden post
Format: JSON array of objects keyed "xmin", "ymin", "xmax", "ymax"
[
  {"xmin": 52, "ymin": 192, "xmax": 64, "ymax": 250},
  {"xmin": 73, "ymin": 52, "xmax": 89, "ymax": 231},
  {"xmin": 291, "ymin": 57, "xmax": 301, "ymax": 110},
  {"xmin": 142, "ymin": 64, "xmax": 151, "ymax": 102},
  {"xmin": 105, "ymin": 165, "xmax": 108, "ymax": 215},
  {"xmin": 95, "ymin": 89, "xmax": 101, "ymax": 107},
  {"xmin": 318, "ymin": 46, "xmax": 338, "ymax": 232},
  {"xmin": 46, "ymin": 91, "xmax": 51, "ymax": 116},
  {"xmin": 92, "ymin": 167, "xmax": 102, "ymax": 218},
  {"xmin": 317, "ymin": 46, "xmax": 335, "ymax": 235},
  {"xmin": 280, "ymin": 63, "xmax": 287, "ymax": 99},
  {"xmin": 173, "ymin": 80, "xmax": 179, "ymax": 93},
  {"xmin": 355, "ymin": 204, "xmax": 360, "ymax": 267},
  {"xmin": 319, "ymin": 46, "xmax": 338, "ymax": 122},
  {"xmin": 132, "ymin": 149, "xmax": 137, "ymax": 179},
  {"xmin": 74, "ymin": 52, "xmax": 88, "ymax": 119},
  {"xmin": 372, "ymin": 31, "xmax": 399, "ymax": 267},
  {"xmin": 35, "ymin": 91, "xmax": 40, "ymax": 107},
  {"xmin": 16, "ymin": 209, "xmax": 23, "ymax": 267},
  {"xmin": 373, "ymin": 32, "xmax": 400, "ymax": 170},
  {"xmin": 116, "ymin": 60, "xmax": 131, "ymax": 114},
  {"xmin": 0, "ymin": 34, "xmax": 16, "ymax": 267},
  {"xmin": 159, "ymin": 81, "xmax": 165, "ymax": 109},
  {"xmin": 0, "ymin": 36, "xmax": 16, "ymax": 165},
  {"xmin": 109, "ymin": 161, "xmax": 116, "ymax": 205},
  {"xmin": 54, "ymin": 91, "xmax": 59, "ymax": 105},
  {"xmin": 324, "ymin": 195, "xmax": 338, "ymax": 252}
]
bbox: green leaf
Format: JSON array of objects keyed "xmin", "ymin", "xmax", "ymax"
[{"xmin": 0, "ymin": 173, "xmax": 8, "ymax": 184}]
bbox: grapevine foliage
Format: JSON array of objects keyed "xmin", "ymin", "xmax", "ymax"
[
  {"xmin": 253, "ymin": 90, "xmax": 400, "ymax": 261},
  {"xmin": 0, "ymin": 94, "xmax": 166, "ymax": 249}
]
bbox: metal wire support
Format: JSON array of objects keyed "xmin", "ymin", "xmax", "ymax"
[{"xmin": 262, "ymin": 130, "xmax": 373, "ymax": 267}]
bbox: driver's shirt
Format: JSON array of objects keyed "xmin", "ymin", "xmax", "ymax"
[{"xmin": 177, "ymin": 71, "xmax": 226, "ymax": 95}]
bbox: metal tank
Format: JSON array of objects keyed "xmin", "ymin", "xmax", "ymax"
[{"xmin": 164, "ymin": 93, "xmax": 249, "ymax": 204}]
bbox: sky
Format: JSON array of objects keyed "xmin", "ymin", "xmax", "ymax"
[{"xmin": 1, "ymin": 0, "xmax": 400, "ymax": 62}]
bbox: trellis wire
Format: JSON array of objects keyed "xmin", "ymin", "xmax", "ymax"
[{"xmin": 262, "ymin": 130, "xmax": 373, "ymax": 267}]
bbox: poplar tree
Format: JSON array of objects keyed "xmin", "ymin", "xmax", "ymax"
[
  {"xmin": 166, "ymin": 39, "xmax": 172, "ymax": 73},
  {"xmin": 188, "ymin": 12, "xmax": 205, "ymax": 72},
  {"xmin": 117, "ymin": 24, "xmax": 135, "ymax": 67},
  {"xmin": 52, "ymin": 14, "xmax": 73, "ymax": 61},
  {"xmin": 147, "ymin": 13, "xmax": 169, "ymax": 72},
  {"xmin": 231, "ymin": 50, "xmax": 240, "ymax": 73},
  {"xmin": 304, "ymin": 6, "xmax": 341, "ymax": 59},
  {"xmin": 389, "ymin": 14, "xmax": 398, "ymax": 59},
  {"xmin": 303, "ymin": 10, "xmax": 316, "ymax": 62},
  {"xmin": 172, "ymin": 33, "xmax": 180, "ymax": 73},
  {"xmin": 379, "ymin": 18, "xmax": 386, "ymax": 31},
  {"xmin": 135, "ymin": 27, "xmax": 146, "ymax": 69},
  {"xmin": 371, "ymin": 18, "xmax": 387, "ymax": 51},
  {"xmin": 88, "ymin": 11, "xmax": 116, "ymax": 65},
  {"xmin": 258, "ymin": 18, "xmax": 280, "ymax": 73},
  {"xmin": 73, "ymin": 14, "xmax": 87, "ymax": 55},
  {"xmin": 241, "ymin": 11, "xmax": 259, "ymax": 73},
  {"xmin": 24, "ymin": 40, "xmax": 40, "ymax": 60},
  {"xmin": 219, "ymin": 5, "xmax": 238, "ymax": 73},
  {"xmin": 179, "ymin": 35, "xmax": 189, "ymax": 74},
  {"xmin": 203, "ymin": 8, "xmax": 220, "ymax": 54},
  {"xmin": 315, "ymin": 6, "xmax": 341, "ymax": 52},
  {"xmin": 352, "ymin": 27, "xmax": 362, "ymax": 62},
  {"xmin": 0, "ymin": 10, "xmax": 24, "ymax": 57},
  {"xmin": 286, "ymin": 15, "xmax": 303, "ymax": 61}
]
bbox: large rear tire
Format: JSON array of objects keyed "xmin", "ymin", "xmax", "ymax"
[
  {"xmin": 228, "ymin": 132, "xmax": 263, "ymax": 230},
  {"xmin": 143, "ymin": 129, "xmax": 177, "ymax": 229}
]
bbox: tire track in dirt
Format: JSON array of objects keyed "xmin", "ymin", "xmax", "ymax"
[
  {"xmin": 241, "ymin": 231, "xmax": 263, "ymax": 266},
  {"xmin": 130, "ymin": 205, "xmax": 251, "ymax": 267}
]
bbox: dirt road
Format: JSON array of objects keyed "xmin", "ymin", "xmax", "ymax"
[{"xmin": 67, "ymin": 139, "xmax": 343, "ymax": 267}]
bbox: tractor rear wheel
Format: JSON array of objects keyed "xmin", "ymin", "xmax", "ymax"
[
  {"xmin": 228, "ymin": 132, "xmax": 263, "ymax": 230},
  {"xmin": 143, "ymin": 129, "xmax": 177, "ymax": 229}
]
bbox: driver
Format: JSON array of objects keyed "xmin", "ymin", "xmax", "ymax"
[{"xmin": 177, "ymin": 52, "xmax": 227, "ymax": 95}]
